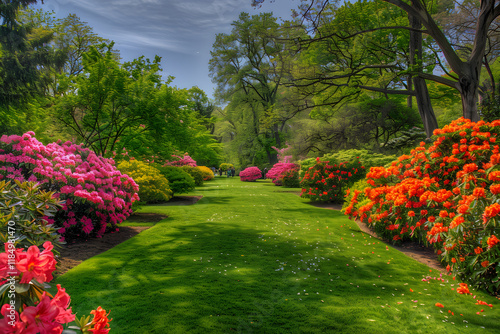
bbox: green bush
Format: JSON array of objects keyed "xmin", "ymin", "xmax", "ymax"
[
  {"xmin": 181, "ymin": 165, "xmax": 204, "ymax": 186},
  {"xmin": 281, "ymin": 168, "xmax": 300, "ymax": 188},
  {"xmin": 156, "ymin": 165, "xmax": 196, "ymax": 195},
  {"xmin": 342, "ymin": 179, "xmax": 371, "ymax": 214},
  {"xmin": 118, "ymin": 160, "xmax": 173, "ymax": 203},
  {"xmin": 219, "ymin": 163, "xmax": 233, "ymax": 171},
  {"xmin": 300, "ymin": 149, "xmax": 396, "ymax": 177},
  {"xmin": 0, "ymin": 180, "xmax": 62, "ymax": 250}
]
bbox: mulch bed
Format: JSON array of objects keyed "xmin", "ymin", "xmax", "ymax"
[{"xmin": 55, "ymin": 196, "xmax": 202, "ymax": 276}]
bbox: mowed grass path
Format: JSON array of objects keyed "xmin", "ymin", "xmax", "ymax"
[{"xmin": 53, "ymin": 178, "xmax": 500, "ymax": 333}]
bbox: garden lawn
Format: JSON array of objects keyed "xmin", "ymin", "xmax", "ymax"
[{"xmin": 53, "ymin": 178, "xmax": 500, "ymax": 333}]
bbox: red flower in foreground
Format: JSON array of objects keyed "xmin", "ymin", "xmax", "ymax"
[
  {"xmin": 21, "ymin": 295, "xmax": 62, "ymax": 333},
  {"xmin": 0, "ymin": 304, "xmax": 25, "ymax": 334},
  {"xmin": 435, "ymin": 302, "xmax": 444, "ymax": 308},
  {"xmin": 16, "ymin": 241, "xmax": 56, "ymax": 284},
  {"xmin": 89, "ymin": 306, "xmax": 112, "ymax": 334}
]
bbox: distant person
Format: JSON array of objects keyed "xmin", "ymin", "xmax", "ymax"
[{"xmin": 231, "ymin": 166, "xmax": 236, "ymax": 177}]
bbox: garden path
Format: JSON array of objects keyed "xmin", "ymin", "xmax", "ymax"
[{"xmin": 57, "ymin": 192, "xmax": 443, "ymax": 276}]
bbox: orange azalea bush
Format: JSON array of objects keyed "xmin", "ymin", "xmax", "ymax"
[{"xmin": 345, "ymin": 118, "xmax": 500, "ymax": 294}]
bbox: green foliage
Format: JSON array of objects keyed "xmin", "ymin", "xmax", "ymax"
[
  {"xmin": 181, "ymin": 165, "xmax": 204, "ymax": 186},
  {"xmin": 219, "ymin": 163, "xmax": 233, "ymax": 171},
  {"xmin": 300, "ymin": 97, "xmax": 423, "ymax": 155},
  {"xmin": 280, "ymin": 168, "xmax": 300, "ymax": 188},
  {"xmin": 0, "ymin": 180, "xmax": 62, "ymax": 250},
  {"xmin": 341, "ymin": 179, "xmax": 371, "ymax": 213},
  {"xmin": 209, "ymin": 12, "xmax": 303, "ymax": 166},
  {"xmin": 300, "ymin": 149, "xmax": 396, "ymax": 176},
  {"xmin": 480, "ymin": 87, "xmax": 500, "ymax": 122},
  {"xmin": 155, "ymin": 165, "xmax": 195, "ymax": 195},
  {"xmin": 118, "ymin": 160, "xmax": 172, "ymax": 203},
  {"xmin": 382, "ymin": 127, "xmax": 428, "ymax": 152}
]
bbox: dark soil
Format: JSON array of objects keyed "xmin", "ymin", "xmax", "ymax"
[{"xmin": 55, "ymin": 196, "xmax": 202, "ymax": 276}]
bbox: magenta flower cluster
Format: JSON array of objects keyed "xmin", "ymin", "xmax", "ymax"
[
  {"xmin": 239, "ymin": 167, "xmax": 262, "ymax": 182},
  {"xmin": 164, "ymin": 153, "xmax": 197, "ymax": 167},
  {"xmin": 266, "ymin": 163, "xmax": 299, "ymax": 185},
  {"xmin": 0, "ymin": 132, "xmax": 139, "ymax": 242}
]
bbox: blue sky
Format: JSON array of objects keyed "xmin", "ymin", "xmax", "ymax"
[{"xmin": 35, "ymin": 0, "xmax": 299, "ymax": 99}]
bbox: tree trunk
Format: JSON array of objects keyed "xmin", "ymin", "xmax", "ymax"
[
  {"xmin": 409, "ymin": 12, "xmax": 438, "ymax": 138},
  {"xmin": 457, "ymin": 65, "xmax": 481, "ymax": 122}
]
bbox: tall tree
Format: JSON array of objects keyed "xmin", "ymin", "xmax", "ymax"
[
  {"xmin": 0, "ymin": 1, "xmax": 60, "ymax": 135},
  {"xmin": 254, "ymin": 0, "xmax": 500, "ymax": 122},
  {"xmin": 209, "ymin": 12, "xmax": 303, "ymax": 165}
]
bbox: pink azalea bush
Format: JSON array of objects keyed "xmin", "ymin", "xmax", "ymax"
[
  {"xmin": 239, "ymin": 167, "xmax": 262, "ymax": 182},
  {"xmin": 164, "ymin": 153, "xmax": 197, "ymax": 167},
  {"xmin": 0, "ymin": 242, "xmax": 111, "ymax": 333},
  {"xmin": 272, "ymin": 144, "xmax": 293, "ymax": 163},
  {"xmin": 266, "ymin": 163, "xmax": 299, "ymax": 186},
  {"xmin": 0, "ymin": 132, "xmax": 139, "ymax": 242}
]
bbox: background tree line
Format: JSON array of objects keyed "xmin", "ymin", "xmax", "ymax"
[
  {"xmin": 0, "ymin": 0, "xmax": 221, "ymax": 166},
  {"xmin": 208, "ymin": 0, "xmax": 500, "ymax": 169}
]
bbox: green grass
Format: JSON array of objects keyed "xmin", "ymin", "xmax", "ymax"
[{"xmin": 53, "ymin": 178, "xmax": 500, "ymax": 333}]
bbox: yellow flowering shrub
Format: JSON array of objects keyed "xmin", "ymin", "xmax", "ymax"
[
  {"xmin": 197, "ymin": 166, "xmax": 214, "ymax": 181},
  {"xmin": 118, "ymin": 160, "xmax": 173, "ymax": 203}
]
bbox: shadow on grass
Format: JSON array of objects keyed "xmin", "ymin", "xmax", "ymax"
[{"xmin": 53, "ymin": 218, "xmax": 473, "ymax": 334}]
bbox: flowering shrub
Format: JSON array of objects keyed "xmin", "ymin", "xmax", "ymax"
[
  {"xmin": 181, "ymin": 166, "xmax": 204, "ymax": 186},
  {"xmin": 117, "ymin": 160, "xmax": 173, "ymax": 203},
  {"xmin": 266, "ymin": 163, "xmax": 299, "ymax": 186},
  {"xmin": 197, "ymin": 166, "xmax": 214, "ymax": 181},
  {"xmin": 155, "ymin": 165, "xmax": 195, "ymax": 195},
  {"xmin": 300, "ymin": 157, "xmax": 363, "ymax": 203},
  {"xmin": 0, "ymin": 242, "xmax": 111, "ymax": 333},
  {"xmin": 345, "ymin": 118, "xmax": 500, "ymax": 294},
  {"xmin": 165, "ymin": 153, "xmax": 197, "ymax": 167},
  {"xmin": 280, "ymin": 167, "xmax": 300, "ymax": 188},
  {"xmin": 272, "ymin": 144, "xmax": 293, "ymax": 163},
  {"xmin": 240, "ymin": 167, "xmax": 262, "ymax": 182},
  {"xmin": 0, "ymin": 132, "xmax": 139, "ymax": 242},
  {"xmin": 0, "ymin": 180, "xmax": 62, "ymax": 250}
]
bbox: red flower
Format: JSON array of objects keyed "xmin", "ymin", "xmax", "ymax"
[
  {"xmin": 0, "ymin": 304, "xmax": 26, "ymax": 334},
  {"xmin": 481, "ymin": 260, "xmax": 489, "ymax": 268},
  {"xmin": 408, "ymin": 211, "xmax": 415, "ymax": 217},
  {"xmin": 21, "ymin": 295, "xmax": 62, "ymax": 333},
  {"xmin": 487, "ymin": 235, "xmax": 500, "ymax": 248},
  {"xmin": 89, "ymin": 306, "xmax": 112, "ymax": 334},
  {"xmin": 456, "ymin": 283, "xmax": 470, "ymax": 294},
  {"xmin": 51, "ymin": 284, "xmax": 75, "ymax": 324},
  {"xmin": 16, "ymin": 242, "xmax": 57, "ymax": 284},
  {"xmin": 474, "ymin": 247, "xmax": 483, "ymax": 254},
  {"xmin": 435, "ymin": 303, "xmax": 444, "ymax": 308}
]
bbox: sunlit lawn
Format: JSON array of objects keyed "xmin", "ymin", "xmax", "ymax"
[{"xmin": 52, "ymin": 177, "xmax": 500, "ymax": 333}]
